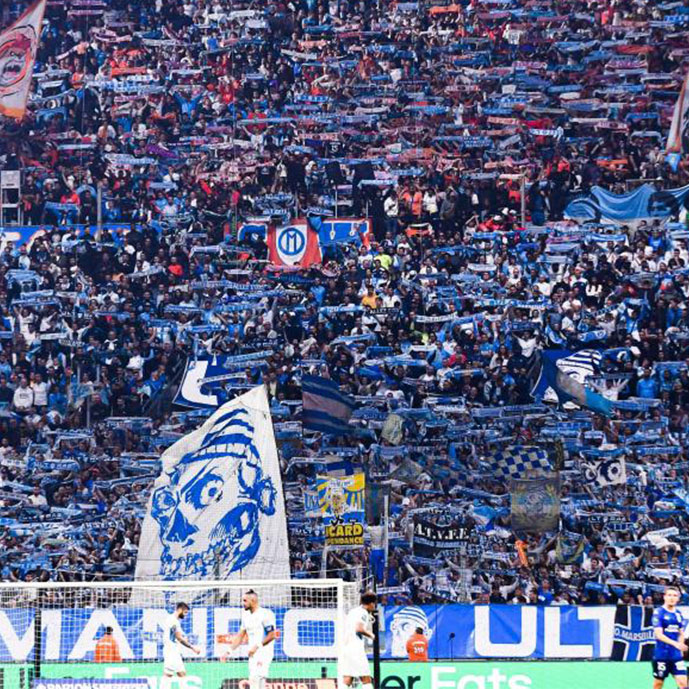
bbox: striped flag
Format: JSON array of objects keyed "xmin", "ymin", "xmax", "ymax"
[
  {"xmin": 302, "ymin": 374, "xmax": 354, "ymax": 435},
  {"xmin": 555, "ymin": 349, "xmax": 602, "ymax": 381},
  {"xmin": 316, "ymin": 455, "xmax": 356, "ymax": 476}
]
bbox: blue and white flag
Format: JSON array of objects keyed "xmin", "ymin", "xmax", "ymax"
[
  {"xmin": 565, "ymin": 183, "xmax": 689, "ymax": 223},
  {"xmin": 304, "ymin": 486, "xmax": 321, "ymax": 518},
  {"xmin": 490, "ymin": 446, "xmax": 551, "ymax": 479},
  {"xmin": 611, "ymin": 606, "xmax": 655, "ymax": 661},
  {"xmin": 580, "ymin": 453, "xmax": 626, "ymax": 486},
  {"xmin": 174, "ymin": 354, "xmax": 271, "ymax": 408},
  {"xmin": 135, "ymin": 386, "xmax": 289, "ymax": 580},
  {"xmin": 302, "ymin": 374, "xmax": 355, "ymax": 435},
  {"xmin": 532, "ymin": 350, "xmax": 612, "ymax": 416},
  {"xmin": 316, "ymin": 455, "xmax": 356, "ymax": 476}
]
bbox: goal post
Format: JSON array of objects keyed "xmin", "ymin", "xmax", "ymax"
[{"xmin": 0, "ymin": 579, "xmax": 359, "ymax": 689}]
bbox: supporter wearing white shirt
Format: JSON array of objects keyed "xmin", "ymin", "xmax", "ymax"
[
  {"xmin": 15, "ymin": 308, "xmax": 36, "ymax": 342},
  {"xmin": 676, "ymin": 240, "xmax": 689, "ymax": 264},
  {"xmin": 560, "ymin": 311, "xmax": 576, "ymax": 334},
  {"xmin": 31, "ymin": 374, "xmax": 49, "ymax": 409},
  {"xmin": 39, "ymin": 313, "xmax": 57, "ymax": 333},
  {"xmin": 381, "ymin": 287, "xmax": 401, "ymax": 308},
  {"xmin": 127, "ymin": 349, "xmax": 145, "ymax": 371},
  {"xmin": 28, "ymin": 487, "xmax": 47, "ymax": 507},
  {"xmin": 12, "ymin": 379, "xmax": 34, "ymax": 412},
  {"xmin": 567, "ymin": 266, "xmax": 588, "ymax": 287},
  {"xmin": 384, "ymin": 193, "xmax": 399, "ymax": 218},
  {"xmin": 535, "ymin": 276, "xmax": 553, "ymax": 297},
  {"xmin": 17, "ymin": 251, "xmax": 31, "ymax": 270},
  {"xmin": 423, "ymin": 190, "xmax": 438, "ymax": 216},
  {"xmin": 506, "ymin": 267, "xmax": 522, "ymax": 287},
  {"xmin": 23, "ymin": 324, "xmax": 39, "ymax": 347},
  {"xmin": 133, "ymin": 120, "xmax": 148, "ymax": 140}
]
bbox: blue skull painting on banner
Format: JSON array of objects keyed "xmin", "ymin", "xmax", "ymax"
[{"xmin": 135, "ymin": 386, "xmax": 290, "ymax": 581}]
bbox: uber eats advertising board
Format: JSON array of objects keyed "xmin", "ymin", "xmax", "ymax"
[{"xmin": 0, "ymin": 662, "xmax": 664, "ymax": 689}]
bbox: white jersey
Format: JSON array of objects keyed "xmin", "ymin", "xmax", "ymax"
[
  {"xmin": 241, "ymin": 606, "xmax": 277, "ymax": 652},
  {"xmin": 163, "ymin": 613, "xmax": 181, "ymax": 653},
  {"xmin": 162, "ymin": 613, "xmax": 185, "ymax": 675},
  {"xmin": 345, "ymin": 606, "xmax": 372, "ymax": 647},
  {"xmin": 342, "ymin": 606, "xmax": 372, "ymax": 678}
]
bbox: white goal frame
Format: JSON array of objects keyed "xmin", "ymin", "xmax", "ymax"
[{"xmin": 0, "ymin": 578, "xmax": 359, "ymax": 689}]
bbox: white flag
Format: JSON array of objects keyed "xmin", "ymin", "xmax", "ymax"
[
  {"xmin": 0, "ymin": 0, "xmax": 47, "ymax": 120},
  {"xmin": 136, "ymin": 385, "xmax": 290, "ymax": 580},
  {"xmin": 667, "ymin": 70, "xmax": 689, "ymax": 154}
]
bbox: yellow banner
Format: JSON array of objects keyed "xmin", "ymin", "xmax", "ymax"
[{"xmin": 315, "ymin": 473, "xmax": 365, "ymax": 546}]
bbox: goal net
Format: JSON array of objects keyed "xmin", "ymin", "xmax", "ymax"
[{"xmin": 0, "ymin": 579, "xmax": 359, "ymax": 689}]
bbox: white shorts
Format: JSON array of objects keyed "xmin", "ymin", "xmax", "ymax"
[
  {"xmin": 163, "ymin": 648, "xmax": 185, "ymax": 675},
  {"xmin": 342, "ymin": 643, "xmax": 370, "ymax": 678},
  {"xmin": 249, "ymin": 649, "xmax": 273, "ymax": 679}
]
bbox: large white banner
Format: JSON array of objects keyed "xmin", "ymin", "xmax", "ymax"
[
  {"xmin": 136, "ymin": 385, "xmax": 290, "ymax": 580},
  {"xmin": 0, "ymin": 0, "xmax": 46, "ymax": 120}
]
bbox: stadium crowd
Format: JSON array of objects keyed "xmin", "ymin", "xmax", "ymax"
[{"xmin": 2, "ymin": 0, "xmax": 689, "ymax": 607}]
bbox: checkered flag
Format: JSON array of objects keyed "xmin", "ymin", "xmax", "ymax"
[{"xmin": 490, "ymin": 445, "xmax": 551, "ymax": 479}]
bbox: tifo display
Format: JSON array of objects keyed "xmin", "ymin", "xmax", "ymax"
[{"xmin": 3, "ymin": 2, "xmax": 689, "ymax": 689}]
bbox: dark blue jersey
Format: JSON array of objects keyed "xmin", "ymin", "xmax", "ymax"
[{"xmin": 653, "ymin": 606, "xmax": 686, "ymax": 661}]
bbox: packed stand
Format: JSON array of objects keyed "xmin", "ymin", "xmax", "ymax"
[{"xmin": 1, "ymin": 0, "xmax": 689, "ymax": 604}]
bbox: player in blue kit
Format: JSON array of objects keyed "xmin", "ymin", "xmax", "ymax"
[{"xmin": 653, "ymin": 586, "xmax": 688, "ymax": 689}]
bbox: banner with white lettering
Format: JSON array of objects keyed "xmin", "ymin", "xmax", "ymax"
[
  {"xmin": 610, "ymin": 605, "xmax": 655, "ymax": 661},
  {"xmin": 412, "ymin": 517, "xmax": 471, "ymax": 556},
  {"xmin": 0, "ymin": 604, "xmax": 680, "ymax": 660}
]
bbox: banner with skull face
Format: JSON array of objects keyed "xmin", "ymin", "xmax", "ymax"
[
  {"xmin": 0, "ymin": 0, "xmax": 46, "ymax": 120},
  {"xmin": 135, "ymin": 385, "xmax": 290, "ymax": 581}
]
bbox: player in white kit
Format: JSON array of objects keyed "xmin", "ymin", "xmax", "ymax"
[
  {"xmin": 226, "ymin": 589, "xmax": 278, "ymax": 689},
  {"xmin": 342, "ymin": 591, "xmax": 377, "ymax": 689},
  {"xmin": 161, "ymin": 602, "xmax": 200, "ymax": 689}
]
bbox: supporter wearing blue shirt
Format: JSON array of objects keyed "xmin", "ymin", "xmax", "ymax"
[
  {"xmin": 649, "ymin": 230, "xmax": 666, "ymax": 255},
  {"xmin": 637, "ymin": 369, "xmax": 659, "ymax": 399},
  {"xmin": 310, "ymin": 279, "xmax": 326, "ymax": 306},
  {"xmin": 537, "ymin": 581, "xmax": 554, "ymax": 605},
  {"xmin": 666, "ymin": 301, "xmax": 683, "ymax": 329},
  {"xmin": 652, "ymin": 586, "xmax": 688, "ymax": 688}
]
